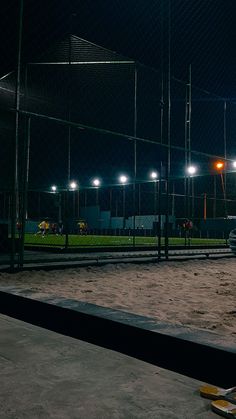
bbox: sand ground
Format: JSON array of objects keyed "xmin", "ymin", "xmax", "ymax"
[{"xmin": 0, "ymin": 258, "xmax": 235, "ymax": 344}]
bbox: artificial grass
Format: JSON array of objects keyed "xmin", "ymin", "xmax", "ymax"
[{"xmin": 24, "ymin": 233, "xmax": 227, "ymax": 248}]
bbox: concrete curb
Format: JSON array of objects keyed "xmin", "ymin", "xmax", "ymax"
[{"xmin": 0, "ymin": 289, "xmax": 235, "ymax": 387}]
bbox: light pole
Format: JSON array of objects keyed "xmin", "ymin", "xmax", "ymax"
[
  {"xmin": 150, "ymin": 171, "xmax": 158, "ymax": 227},
  {"xmin": 69, "ymin": 181, "xmax": 78, "ymax": 219},
  {"xmin": 215, "ymin": 161, "xmax": 227, "ymax": 218},
  {"xmin": 203, "ymin": 192, "xmax": 207, "ymax": 221},
  {"xmin": 138, "ymin": 183, "xmax": 141, "ymax": 215},
  {"xmin": 92, "ymin": 178, "xmax": 101, "ymax": 206},
  {"xmin": 51, "ymin": 185, "xmax": 62, "ymax": 222},
  {"xmin": 186, "ymin": 165, "xmax": 197, "ymax": 220},
  {"xmin": 64, "ymin": 181, "xmax": 77, "ymax": 249},
  {"xmin": 119, "ymin": 175, "xmax": 128, "ymax": 228},
  {"xmin": 185, "ymin": 165, "xmax": 197, "ymax": 246}
]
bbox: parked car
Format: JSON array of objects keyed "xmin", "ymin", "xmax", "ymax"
[{"xmin": 229, "ymin": 229, "xmax": 236, "ymax": 253}]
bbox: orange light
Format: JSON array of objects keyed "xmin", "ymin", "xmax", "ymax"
[{"xmin": 215, "ymin": 161, "xmax": 224, "ymax": 170}]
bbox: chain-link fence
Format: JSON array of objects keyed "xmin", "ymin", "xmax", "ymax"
[{"xmin": 0, "ymin": 4, "xmax": 236, "ymax": 269}]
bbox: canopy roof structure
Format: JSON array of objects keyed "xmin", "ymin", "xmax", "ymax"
[{"xmin": 29, "ymin": 34, "xmax": 135, "ymax": 65}]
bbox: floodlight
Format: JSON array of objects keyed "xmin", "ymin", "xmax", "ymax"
[
  {"xmin": 186, "ymin": 165, "xmax": 197, "ymax": 175},
  {"xmin": 92, "ymin": 178, "xmax": 101, "ymax": 187},
  {"xmin": 215, "ymin": 161, "xmax": 224, "ymax": 171},
  {"xmin": 119, "ymin": 175, "xmax": 128, "ymax": 184},
  {"xmin": 69, "ymin": 181, "xmax": 77, "ymax": 190},
  {"xmin": 150, "ymin": 171, "xmax": 158, "ymax": 180},
  {"xmin": 51, "ymin": 185, "xmax": 57, "ymax": 192}
]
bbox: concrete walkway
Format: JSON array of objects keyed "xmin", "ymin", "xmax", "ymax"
[{"xmin": 0, "ymin": 314, "xmax": 216, "ymax": 418}]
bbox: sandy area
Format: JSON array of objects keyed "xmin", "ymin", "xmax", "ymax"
[{"xmin": 0, "ymin": 258, "xmax": 236, "ymax": 343}]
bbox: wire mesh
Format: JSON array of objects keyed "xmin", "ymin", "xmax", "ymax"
[{"xmin": 0, "ymin": 3, "xmax": 236, "ymax": 268}]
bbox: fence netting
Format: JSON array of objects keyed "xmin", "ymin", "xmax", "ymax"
[{"xmin": 0, "ymin": 26, "xmax": 235, "ymax": 268}]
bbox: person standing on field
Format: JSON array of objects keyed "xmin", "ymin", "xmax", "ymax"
[{"xmin": 36, "ymin": 220, "xmax": 46, "ymax": 236}]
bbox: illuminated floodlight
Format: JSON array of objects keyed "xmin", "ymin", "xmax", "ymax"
[
  {"xmin": 186, "ymin": 165, "xmax": 197, "ymax": 175},
  {"xmin": 232, "ymin": 161, "xmax": 236, "ymax": 169},
  {"xmin": 69, "ymin": 181, "xmax": 77, "ymax": 190},
  {"xmin": 92, "ymin": 178, "xmax": 101, "ymax": 187},
  {"xmin": 215, "ymin": 161, "xmax": 224, "ymax": 171},
  {"xmin": 51, "ymin": 185, "xmax": 57, "ymax": 192},
  {"xmin": 150, "ymin": 171, "xmax": 158, "ymax": 180},
  {"xmin": 119, "ymin": 175, "xmax": 128, "ymax": 184}
]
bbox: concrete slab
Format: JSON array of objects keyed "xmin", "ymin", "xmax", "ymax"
[
  {"xmin": 0, "ymin": 289, "xmax": 235, "ymax": 387},
  {"xmin": 0, "ymin": 314, "xmax": 216, "ymax": 418}
]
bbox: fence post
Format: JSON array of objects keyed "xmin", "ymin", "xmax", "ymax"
[
  {"xmin": 19, "ymin": 116, "xmax": 31, "ymax": 267},
  {"xmin": 11, "ymin": 0, "xmax": 24, "ymax": 270},
  {"xmin": 132, "ymin": 64, "xmax": 138, "ymax": 248}
]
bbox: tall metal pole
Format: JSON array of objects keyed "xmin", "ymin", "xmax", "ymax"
[
  {"xmin": 138, "ymin": 183, "xmax": 141, "ymax": 215},
  {"xmin": 18, "ymin": 62, "xmax": 29, "ymax": 267},
  {"xmin": 109, "ymin": 188, "xmax": 112, "ymax": 213},
  {"xmin": 171, "ymin": 181, "xmax": 175, "ymax": 216},
  {"xmin": 19, "ymin": 116, "xmax": 31, "ymax": 267},
  {"xmin": 68, "ymin": 127, "xmax": 71, "ymax": 184},
  {"xmin": 164, "ymin": 0, "xmax": 171, "ymax": 259},
  {"xmin": 160, "ymin": 0, "xmax": 164, "ymax": 145},
  {"xmin": 158, "ymin": 0, "xmax": 165, "ymax": 260},
  {"xmin": 221, "ymin": 172, "xmax": 227, "ymax": 218},
  {"xmin": 132, "ymin": 64, "xmax": 138, "ymax": 247},
  {"xmin": 223, "ymin": 101, "xmax": 227, "ymax": 217},
  {"xmin": 191, "ymin": 176, "xmax": 194, "ymax": 220},
  {"xmin": 58, "ymin": 193, "xmax": 62, "ymax": 221},
  {"xmin": 65, "ymin": 33, "xmax": 72, "ymax": 249},
  {"xmin": 109, "ymin": 188, "xmax": 112, "ymax": 228},
  {"xmin": 203, "ymin": 193, "xmax": 207, "ymax": 221},
  {"xmin": 154, "ymin": 180, "xmax": 157, "ymax": 221},
  {"xmin": 189, "ymin": 66, "xmax": 193, "ymax": 220},
  {"xmin": 185, "ymin": 64, "xmax": 192, "ymax": 220},
  {"xmin": 115, "ymin": 193, "xmax": 118, "ymax": 217},
  {"xmin": 11, "ymin": 0, "xmax": 24, "ymax": 270},
  {"xmin": 84, "ymin": 189, "xmax": 87, "ymax": 209},
  {"xmin": 213, "ymin": 175, "xmax": 216, "ymax": 218},
  {"xmin": 77, "ymin": 189, "xmax": 80, "ymax": 218},
  {"xmin": 73, "ymin": 190, "xmax": 76, "ymax": 218},
  {"xmin": 95, "ymin": 188, "xmax": 99, "ymax": 206},
  {"xmin": 158, "ymin": 163, "xmax": 162, "ymax": 260},
  {"xmin": 123, "ymin": 185, "xmax": 126, "ymax": 228}
]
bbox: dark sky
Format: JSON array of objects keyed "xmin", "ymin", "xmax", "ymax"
[{"xmin": 1, "ymin": 0, "xmax": 235, "ymax": 97}]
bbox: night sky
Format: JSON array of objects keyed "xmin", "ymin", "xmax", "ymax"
[{"xmin": 1, "ymin": 0, "xmax": 235, "ymax": 94}]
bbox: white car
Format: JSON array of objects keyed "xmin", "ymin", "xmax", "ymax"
[{"xmin": 229, "ymin": 229, "xmax": 236, "ymax": 253}]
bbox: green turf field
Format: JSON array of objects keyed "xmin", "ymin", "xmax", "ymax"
[{"xmin": 24, "ymin": 233, "xmax": 227, "ymax": 248}]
